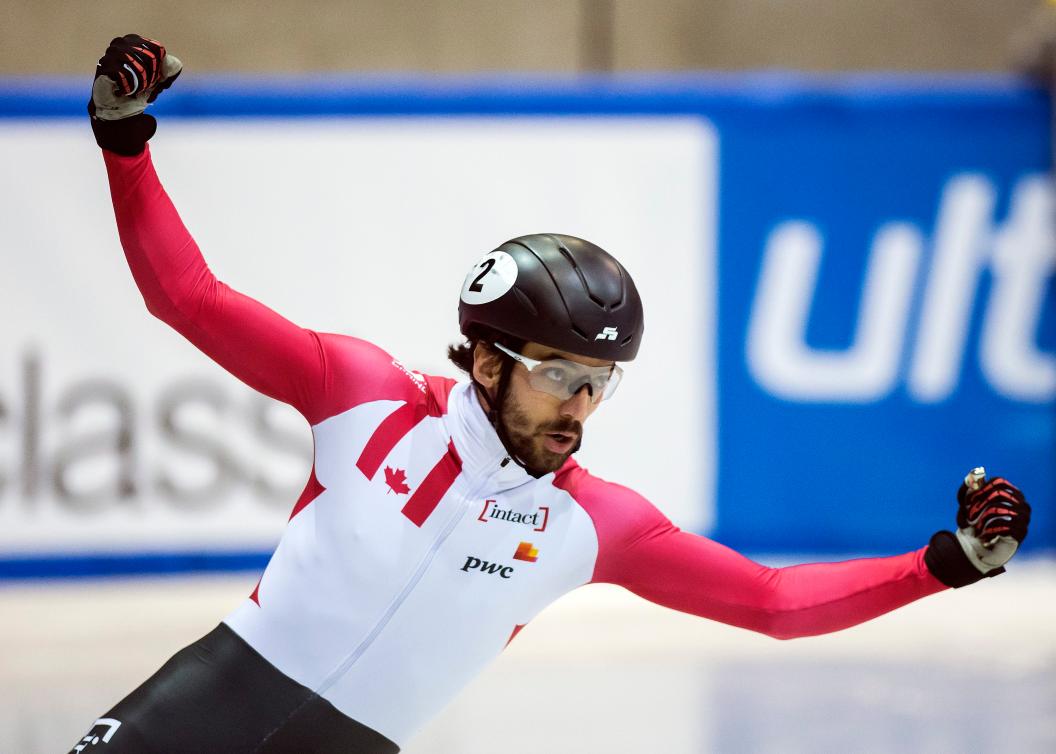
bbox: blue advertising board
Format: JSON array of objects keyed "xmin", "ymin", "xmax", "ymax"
[
  {"xmin": 706, "ymin": 83, "xmax": 1054, "ymax": 554},
  {"xmin": 0, "ymin": 74, "xmax": 1051, "ymax": 576}
]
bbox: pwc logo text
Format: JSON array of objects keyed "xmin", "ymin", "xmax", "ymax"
[
  {"xmin": 461, "ymin": 556, "xmax": 514, "ymax": 579},
  {"xmin": 461, "ymin": 543, "xmax": 540, "ymax": 578}
]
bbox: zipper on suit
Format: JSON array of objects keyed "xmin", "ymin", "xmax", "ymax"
[{"xmin": 316, "ymin": 454, "xmax": 508, "ymax": 694}]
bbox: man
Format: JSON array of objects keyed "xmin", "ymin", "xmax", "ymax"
[{"xmin": 73, "ymin": 35, "xmax": 1031, "ymax": 754}]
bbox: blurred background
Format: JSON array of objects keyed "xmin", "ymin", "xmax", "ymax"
[
  {"xmin": 2, "ymin": 0, "xmax": 1054, "ymax": 74},
  {"xmin": 1, "ymin": 1, "xmax": 1054, "ymax": 752}
]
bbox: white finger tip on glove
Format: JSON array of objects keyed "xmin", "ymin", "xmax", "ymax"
[{"xmin": 162, "ymin": 54, "xmax": 183, "ymax": 79}]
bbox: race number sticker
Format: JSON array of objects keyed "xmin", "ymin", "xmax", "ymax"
[{"xmin": 459, "ymin": 251, "xmax": 518, "ymax": 304}]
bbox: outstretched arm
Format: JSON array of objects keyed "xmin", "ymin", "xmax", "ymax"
[
  {"xmin": 564, "ymin": 468, "xmax": 1029, "ymax": 640},
  {"xmin": 592, "ymin": 494, "xmax": 944, "ymax": 640}
]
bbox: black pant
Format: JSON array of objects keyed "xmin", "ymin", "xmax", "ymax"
[{"xmin": 68, "ymin": 623, "xmax": 400, "ymax": 754}]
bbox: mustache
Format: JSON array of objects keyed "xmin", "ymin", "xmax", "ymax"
[{"xmin": 539, "ymin": 418, "xmax": 583, "ymax": 438}]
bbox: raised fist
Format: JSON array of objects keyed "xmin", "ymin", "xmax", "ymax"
[{"xmin": 89, "ymin": 35, "xmax": 182, "ymax": 155}]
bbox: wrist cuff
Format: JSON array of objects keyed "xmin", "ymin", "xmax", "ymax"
[
  {"xmin": 89, "ymin": 111, "xmax": 156, "ymax": 157},
  {"xmin": 925, "ymin": 530, "xmax": 1005, "ymax": 588}
]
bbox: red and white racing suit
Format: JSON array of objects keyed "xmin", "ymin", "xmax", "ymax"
[{"xmin": 103, "ymin": 147, "xmax": 947, "ymax": 748}]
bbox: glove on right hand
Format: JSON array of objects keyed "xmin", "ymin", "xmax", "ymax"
[{"xmin": 89, "ymin": 34, "xmax": 182, "ymax": 155}]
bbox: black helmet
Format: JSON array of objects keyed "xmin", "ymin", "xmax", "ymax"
[{"xmin": 458, "ymin": 233, "xmax": 644, "ymax": 361}]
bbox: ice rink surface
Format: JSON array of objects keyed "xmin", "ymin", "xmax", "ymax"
[{"xmin": 3, "ymin": 558, "xmax": 1054, "ymax": 754}]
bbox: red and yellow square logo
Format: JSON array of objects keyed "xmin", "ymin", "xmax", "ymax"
[{"xmin": 513, "ymin": 541, "xmax": 539, "ymax": 563}]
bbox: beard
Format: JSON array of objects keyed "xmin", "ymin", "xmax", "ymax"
[{"xmin": 498, "ymin": 392, "xmax": 584, "ymax": 476}]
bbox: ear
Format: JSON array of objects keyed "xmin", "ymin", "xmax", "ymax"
[{"xmin": 472, "ymin": 342, "xmax": 503, "ymax": 391}]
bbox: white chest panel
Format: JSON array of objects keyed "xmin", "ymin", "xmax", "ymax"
[{"xmin": 225, "ymin": 390, "xmax": 600, "ymax": 745}]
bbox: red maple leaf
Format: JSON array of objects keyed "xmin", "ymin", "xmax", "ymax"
[{"xmin": 384, "ymin": 466, "xmax": 410, "ymax": 495}]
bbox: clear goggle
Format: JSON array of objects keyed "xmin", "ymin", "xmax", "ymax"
[{"xmin": 493, "ymin": 343, "xmax": 623, "ymax": 404}]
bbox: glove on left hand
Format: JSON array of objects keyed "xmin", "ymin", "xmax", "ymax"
[
  {"xmin": 954, "ymin": 476, "xmax": 1030, "ymax": 570},
  {"xmin": 925, "ymin": 471, "xmax": 1031, "ymax": 588},
  {"xmin": 88, "ymin": 34, "xmax": 183, "ymax": 155}
]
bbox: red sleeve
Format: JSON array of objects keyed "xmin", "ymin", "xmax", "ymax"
[
  {"xmin": 102, "ymin": 146, "xmax": 416, "ymax": 424},
  {"xmin": 557, "ymin": 466, "xmax": 948, "ymax": 640}
]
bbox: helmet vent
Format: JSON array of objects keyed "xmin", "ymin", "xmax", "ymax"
[
  {"xmin": 608, "ymin": 275, "xmax": 626, "ymax": 311},
  {"xmin": 510, "ymin": 286, "xmax": 539, "ymax": 317},
  {"xmin": 554, "ymin": 237, "xmax": 626, "ymax": 311},
  {"xmin": 570, "ymin": 323, "xmax": 591, "ymax": 343}
]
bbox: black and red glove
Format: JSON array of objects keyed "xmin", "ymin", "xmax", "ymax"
[
  {"xmin": 88, "ymin": 34, "xmax": 182, "ymax": 156},
  {"xmin": 956, "ymin": 476, "xmax": 1031, "ymax": 547},
  {"xmin": 925, "ymin": 470, "xmax": 1031, "ymax": 588}
]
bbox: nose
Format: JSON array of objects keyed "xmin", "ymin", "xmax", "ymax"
[{"xmin": 560, "ymin": 384, "xmax": 593, "ymax": 422}]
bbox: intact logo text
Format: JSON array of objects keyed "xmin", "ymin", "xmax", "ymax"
[{"xmin": 478, "ymin": 500, "xmax": 549, "ymax": 531}]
